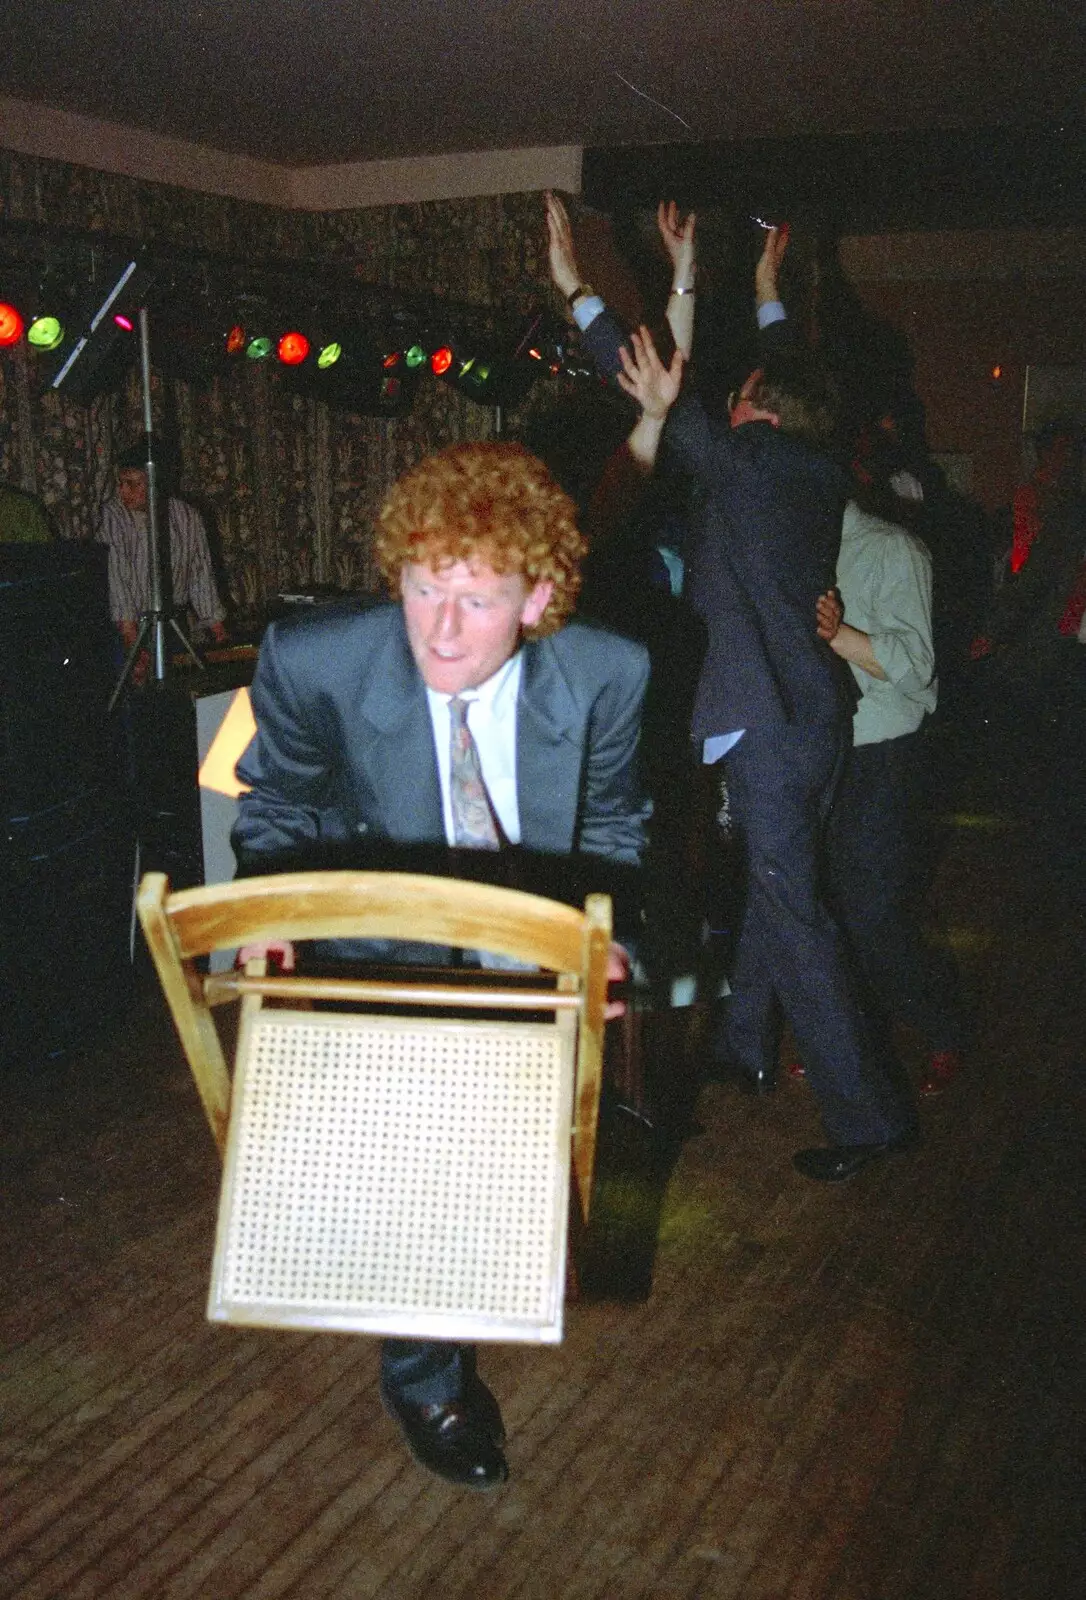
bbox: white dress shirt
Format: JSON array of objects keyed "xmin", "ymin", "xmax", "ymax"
[{"xmin": 424, "ymin": 651, "xmax": 524, "ymax": 845}]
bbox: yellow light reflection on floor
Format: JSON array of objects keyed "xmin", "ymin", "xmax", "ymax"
[
  {"xmin": 943, "ymin": 813, "xmax": 1015, "ymax": 830},
  {"xmin": 198, "ymin": 687, "xmax": 255, "ymax": 798},
  {"xmin": 928, "ymin": 926, "xmax": 996, "ymax": 953}
]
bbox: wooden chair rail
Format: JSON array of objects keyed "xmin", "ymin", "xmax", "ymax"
[
  {"xmin": 163, "ymin": 870, "xmax": 590, "ymax": 973},
  {"xmin": 204, "ymin": 972, "xmax": 585, "ymax": 1011}
]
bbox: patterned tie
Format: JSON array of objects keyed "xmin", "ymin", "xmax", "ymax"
[{"xmin": 449, "ymin": 696, "xmax": 501, "ymax": 850}]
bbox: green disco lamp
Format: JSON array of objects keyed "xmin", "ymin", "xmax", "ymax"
[{"xmin": 27, "ymin": 314, "xmax": 65, "ymax": 352}]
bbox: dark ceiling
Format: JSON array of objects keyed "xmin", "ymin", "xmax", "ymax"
[{"xmin": 2, "ymin": 0, "xmax": 1083, "ymax": 167}]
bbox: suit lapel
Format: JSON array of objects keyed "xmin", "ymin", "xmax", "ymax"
[
  {"xmin": 352, "ymin": 617, "xmax": 444, "ymax": 842},
  {"xmin": 517, "ymin": 639, "xmax": 584, "ymax": 855}
]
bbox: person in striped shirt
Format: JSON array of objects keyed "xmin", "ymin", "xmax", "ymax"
[{"xmin": 96, "ymin": 444, "xmax": 227, "ymax": 658}]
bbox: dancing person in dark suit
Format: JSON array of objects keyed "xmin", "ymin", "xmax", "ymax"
[
  {"xmin": 232, "ymin": 440, "xmax": 651, "ymax": 1488},
  {"xmin": 547, "ymin": 195, "xmax": 916, "ymax": 1182}
]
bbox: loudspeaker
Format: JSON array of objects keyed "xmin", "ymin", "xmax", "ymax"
[
  {"xmin": 0, "ymin": 543, "xmax": 118, "ymax": 818},
  {"xmin": 0, "ymin": 544, "xmax": 132, "ymax": 1066},
  {"xmin": 127, "ymin": 665, "xmax": 255, "ymax": 899},
  {"xmin": 0, "ymin": 785, "xmax": 134, "ymax": 1066}
]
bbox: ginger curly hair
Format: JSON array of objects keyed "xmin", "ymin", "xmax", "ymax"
[{"xmin": 375, "ymin": 441, "xmax": 586, "ymax": 636}]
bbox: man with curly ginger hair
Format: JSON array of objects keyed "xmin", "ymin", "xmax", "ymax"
[{"xmin": 232, "ymin": 439, "xmax": 651, "ymax": 1491}]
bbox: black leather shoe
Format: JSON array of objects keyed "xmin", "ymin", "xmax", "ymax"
[
  {"xmin": 381, "ymin": 1380, "xmax": 509, "ymax": 1489},
  {"xmin": 793, "ymin": 1130, "xmax": 919, "ymax": 1183},
  {"xmin": 462, "ymin": 1376, "xmax": 506, "ymax": 1446}
]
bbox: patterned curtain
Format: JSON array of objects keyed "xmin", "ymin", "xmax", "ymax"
[{"xmin": 0, "ymin": 152, "xmax": 554, "ymax": 624}]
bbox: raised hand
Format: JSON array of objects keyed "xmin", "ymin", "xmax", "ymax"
[
  {"xmin": 616, "ymin": 325, "xmax": 685, "ymax": 420},
  {"xmin": 755, "ymin": 223, "xmax": 790, "ymax": 306},
  {"xmin": 545, "ymin": 190, "xmax": 582, "ymax": 300},
  {"xmin": 657, "ymin": 199, "xmax": 697, "ymax": 285}
]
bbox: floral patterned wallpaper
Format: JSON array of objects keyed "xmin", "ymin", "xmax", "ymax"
[{"xmin": 0, "ymin": 150, "xmax": 556, "ymax": 624}]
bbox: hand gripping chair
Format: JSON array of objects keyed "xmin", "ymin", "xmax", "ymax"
[{"xmin": 137, "ymin": 870, "xmax": 612, "ymax": 1345}]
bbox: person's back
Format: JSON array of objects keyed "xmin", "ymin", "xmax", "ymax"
[{"xmin": 678, "ymin": 415, "xmax": 850, "ymax": 735}]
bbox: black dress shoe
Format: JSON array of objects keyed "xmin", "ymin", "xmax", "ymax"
[
  {"xmin": 793, "ymin": 1130, "xmax": 920, "ymax": 1183},
  {"xmin": 462, "ymin": 1375, "xmax": 506, "ymax": 1446},
  {"xmin": 381, "ymin": 1380, "xmax": 509, "ymax": 1489}
]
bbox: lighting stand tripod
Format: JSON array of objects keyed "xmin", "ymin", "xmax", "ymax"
[{"xmin": 108, "ymin": 306, "xmax": 206, "ymax": 712}]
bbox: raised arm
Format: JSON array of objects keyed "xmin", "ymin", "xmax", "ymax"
[
  {"xmin": 545, "ymin": 193, "xmax": 707, "ymax": 480},
  {"xmin": 754, "ymin": 224, "xmax": 789, "ymax": 314},
  {"xmin": 657, "ymin": 200, "xmax": 697, "ymax": 361},
  {"xmin": 753, "ymin": 223, "xmax": 801, "ymax": 358},
  {"xmin": 615, "ymin": 326, "xmax": 686, "ymax": 474},
  {"xmin": 545, "ymin": 190, "xmax": 594, "ymax": 312}
]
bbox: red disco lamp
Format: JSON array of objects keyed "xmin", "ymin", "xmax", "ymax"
[
  {"xmin": 277, "ymin": 331, "xmax": 310, "ymax": 365},
  {"xmin": 0, "ymin": 302, "xmax": 25, "ymax": 347},
  {"xmin": 430, "ymin": 344, "xmax": 454, "ymax": 376}
]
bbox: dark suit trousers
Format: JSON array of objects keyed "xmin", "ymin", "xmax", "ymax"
[
  {"xmin": 825, "ymin": 731, "xmax": 967, "ymax": 1053},
  {"xmin": 381, "ymin": 1339, "xmax": 467, "ymax": 1407},
  {"xmin": 721, "ymin": 725, "xmax": 913, "ymax": 1144}
]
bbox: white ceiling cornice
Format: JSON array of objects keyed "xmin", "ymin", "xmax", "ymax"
[
  {"xmin": 4, "ymin": 95, "xmax": 1084, "ymax": 285},
  {"xmin": 0, "ymin": 94, "xmax": 581, "ymax": 210},
  {"xmin": 285, "ymin": 146, "xmax": 582, "ymax": 210}
]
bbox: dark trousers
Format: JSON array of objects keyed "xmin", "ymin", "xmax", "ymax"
[
  {"xmin": 381, "ymin": 1339, "xmax": 468, "ymax": 1407},
  {"xmin": 721, "ymin": 725, "xmax": 913, "ymax": 1145},
  {"xmin": 825, "ymin": 731, "xmax": 967, "ymax": 1053}
]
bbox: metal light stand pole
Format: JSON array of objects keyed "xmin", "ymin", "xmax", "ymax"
[{"xmin": 108, "ymin": 306, "xmax": 206, "ymax": 711}]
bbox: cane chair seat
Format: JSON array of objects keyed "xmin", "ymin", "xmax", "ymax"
[{"xmin": 136, "ymin": 870, "xmax": 611, "ymax": 1345}]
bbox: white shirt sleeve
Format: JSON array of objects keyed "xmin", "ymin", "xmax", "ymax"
[{"xmin": 570, "ymin": 295, "xmax": 606, "ymax": 332}]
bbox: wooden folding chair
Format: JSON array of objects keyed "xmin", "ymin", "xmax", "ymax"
[{"xmin": 137, "ymin": 870, "xmax": 611, "ymax": 1345}]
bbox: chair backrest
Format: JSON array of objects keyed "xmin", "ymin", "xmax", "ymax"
[{"xmin": 137, "ymin": 870, "xmax": 612, "ymax": 1343}]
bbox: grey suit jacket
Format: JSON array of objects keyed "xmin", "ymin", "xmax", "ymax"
[{"xmin": 232, "ymin": 601, "xmax": 651, "ymax": 898}]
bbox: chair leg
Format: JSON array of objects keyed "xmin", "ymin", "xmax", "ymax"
[
  {"xmin": 129, "ymin": 836, "xmax": 142, "ymax": 964},
  {"xmin": 605, "ymin": 1000, "xmax": 652, "ymax": 1126}
]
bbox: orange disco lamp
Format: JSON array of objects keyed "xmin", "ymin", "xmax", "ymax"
[
  {"xmin": 277, "ymin": 331, "xmax": 310, "ymax": 365},
  {"xmin": 0, "ymin": 302, "xmax": 25, "ymax": 347},
  {"xmin": 225, "ymin": 323, "xmax": 247, "ymax": 355}
]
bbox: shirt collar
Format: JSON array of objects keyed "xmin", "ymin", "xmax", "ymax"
[{"xmin": 426, "ymin": 648, "xmax": 523, "ymax": 716}]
